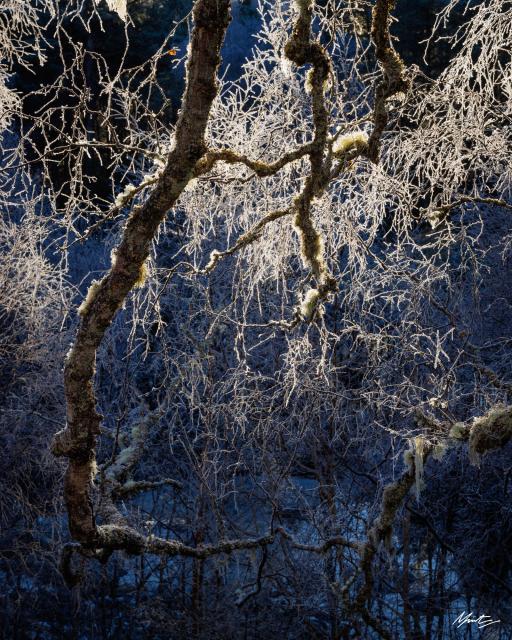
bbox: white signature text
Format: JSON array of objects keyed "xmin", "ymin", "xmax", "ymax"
[{"xmin": 453, "ymin": 611, "xmax": 500, "ymax": 629}]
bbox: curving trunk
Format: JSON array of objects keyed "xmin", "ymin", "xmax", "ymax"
[{"xmin": 52, "ymin": 0, "xmax": 232, "ymax": 549}]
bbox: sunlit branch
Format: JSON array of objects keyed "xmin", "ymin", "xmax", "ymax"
[
  {"xmin": 367, "ymin": 0, "xmax": 410, "ymax": 163},
  {"xmin": 194, "ymin": 143, "xmax": 314, "ymax": 178},
  {"xmin": 197, "ymin": 209, "xmax": 291, "ymax": 274}
]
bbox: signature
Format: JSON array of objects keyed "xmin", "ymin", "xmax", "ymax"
[{"xmin": 453, "ymin": 611, "xmax": 500, "ymax": 630}]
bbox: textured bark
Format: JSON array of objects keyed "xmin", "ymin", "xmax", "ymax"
[
  {"xmin": 356, "ymin": 462, "xmax": 421, "ymax": 609},
  {"xmin": 367, "ymin": 0, "xmax": 410, "ymax": 163},
  {"xmin": 285, "ymin": 0, "xmax": 337, "ymax": 301},
  {"xmin": 52, "ymin": 0, "xmax": 232, "ymax": 548}
]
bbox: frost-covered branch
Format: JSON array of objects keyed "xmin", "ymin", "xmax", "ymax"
[
  {"xmin": 426, "ymin": 195, "xmax": 512, "ymax": 228},
  {"xmin": 367, "ymin": 0, "xmax": 410, "ymax": 163},
  {"xmin": 195, "ymin": 143, "xmax": 315, "ymax": 179},
  {"xmin": 198, "ymin": 209, "xmax": 291, "ymax": 274}
]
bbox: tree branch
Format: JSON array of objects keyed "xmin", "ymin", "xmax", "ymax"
[
  {"xmin": 52, "ymin": 0, "xmax": 232, "ymax": 548},
  {"xmin": 197, "ymin": 209, "xmax": 291, "ymax": 274},
  {"xmin": 367, "ymin": 0, "xmax": 410, "ymax": 163},
  {"xmin": 347, "ymin": 403, "xmax": 512, "ymax": 629},
  {"xmin": 194, "ymin": 143, "xmax": 314, "ymax": 178}
]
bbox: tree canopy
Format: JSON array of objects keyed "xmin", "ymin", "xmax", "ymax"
[{"xmin": 1, "ymin": 1, "xmax": 511, "ymax": 638}]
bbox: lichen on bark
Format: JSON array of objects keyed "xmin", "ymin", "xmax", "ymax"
[{"xmin": 53, "ymin": 0, "xmax": 233, "ymax": 552}]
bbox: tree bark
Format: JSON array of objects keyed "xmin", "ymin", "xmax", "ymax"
[{"xmin": 52, "ymin": 0, "xmax": 232, "ymax": 549}]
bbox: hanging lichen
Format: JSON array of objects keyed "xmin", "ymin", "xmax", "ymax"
[
  {"xmin": 403, "ymin": 446, "xmax": 414, "ymax": 471},
  {"xmin": 432, "ymin": 441, "xmax": 447, "ymax": 461},
  {"xmin": 413, "ymin": 436, "xmax": 425, "ymax": 499},
  {"xmin": 448, "ymin": 422, "xmax": 468, "ymax": 440},
  {"xmin": 404, "ymin": 437, "xmax": 426, "ymax": 499},
  {"xmin": 90, "ymin": 459, "xmax": 98, "ymax": 483}
]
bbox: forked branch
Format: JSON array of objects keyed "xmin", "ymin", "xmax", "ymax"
[{"xmin": 52, "ymin": 0, "xmax": 232, "ymax": 550}]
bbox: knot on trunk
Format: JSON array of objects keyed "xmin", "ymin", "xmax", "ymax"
[{"xmin": 51, "ymin": 426, "xmax": 98, "ymax": 460}]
